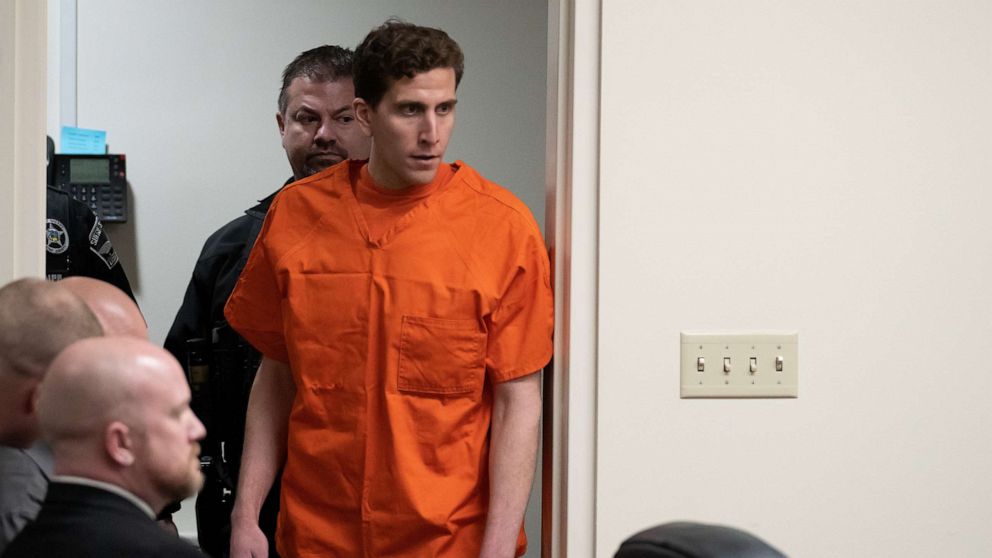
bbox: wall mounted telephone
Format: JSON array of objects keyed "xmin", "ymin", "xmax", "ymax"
[{"xmin": 51, "ymin": 154, "xmax": 129, "ymax": 223}]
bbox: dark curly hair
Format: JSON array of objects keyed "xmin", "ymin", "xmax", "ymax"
[
  {"xmin": 278, "ymin": 45, "xmax": 354, "ymax": 114},
  {"xmin": 353, "ymin": 19, "xmax": 464, "ymax": 108}
]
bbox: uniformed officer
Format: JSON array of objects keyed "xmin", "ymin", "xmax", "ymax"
[
  {"xmin": 45, "ymin": 186, "xmax": 134, "ymax": 300},
  {"xmin": 164, "ymin": 45, "xmax": 370, "ymax": 558}
]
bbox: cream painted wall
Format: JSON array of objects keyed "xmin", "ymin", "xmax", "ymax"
[
  {"xmin": 597, "ymin": 1, "xmax": 992, "ymax": 556},
  {"xmin": 0, "ymin": 0, "xmax": 16, "ymax": 280},
  {"xmin": 1, "ymin": 0, "xmax": 47, "ymax": 281}
]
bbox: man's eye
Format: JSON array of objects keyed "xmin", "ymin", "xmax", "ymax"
[
  {"xmin": 337, "ymin": 115, "xmax": 355, "ymax": 124},
  {"xmin": 437, "ymin": 104, "xmax": 453, "ymax": 115},
  {"xmin": 297, "ymin": 114, "xmax": 318, "ymax": 124},
  {"xmin": 400, "ymin": 105, "xmax": 420, "ymax": 116}
]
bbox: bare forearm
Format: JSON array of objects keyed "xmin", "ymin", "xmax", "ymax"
[
  {"xmin": 480, "ymin": 373, "xmax": 542, "ymax": 558},
  {"xmin": 232, "ymin": 356, "xmax": 295, "ymax": 522}
]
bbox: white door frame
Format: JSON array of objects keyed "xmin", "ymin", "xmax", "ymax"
[
  {"xmin": 544, "ymin": 1, "xmax": 600, "ymax": 556},
  {"xmin": 1, "ymin": 0, "xmax": 47, "ymax": 281}
]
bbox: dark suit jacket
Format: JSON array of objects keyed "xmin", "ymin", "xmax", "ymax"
[{"xmin": 2, "ymin": 482, "xmax": 203, "ymax": 558}]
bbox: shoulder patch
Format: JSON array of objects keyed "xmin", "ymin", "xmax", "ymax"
[
  {"xmin": 88, "ymin": 219, "xmax": 103, "ymax": 246},
  {"xmin": 46, "ymin": 218, "xmax": 69, "ymax": 254},
  {"xmin": 88, "ymin": 218, "xmax": 120, "ymax": 269}
]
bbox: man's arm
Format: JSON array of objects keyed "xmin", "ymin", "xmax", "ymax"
[
  {"xmin": 479, "ymin": 372, "xmax": 542, "ymax": 558},
  {"xmin": 229, "ymin": 356, "xmax": 295, "ymax": 558}
]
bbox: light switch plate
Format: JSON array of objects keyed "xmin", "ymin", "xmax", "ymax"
[{"xmin": 680, "ymin": 332, "xmax": 798, "ymax": 398}]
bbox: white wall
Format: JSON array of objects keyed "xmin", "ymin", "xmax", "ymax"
[
  {"xmin": 597, "ymin": 1, "xmax": 992, "ymax": 556},
  {"xmin": 71, "ymin": 0, "xmax": 547, "ymax": 550}
]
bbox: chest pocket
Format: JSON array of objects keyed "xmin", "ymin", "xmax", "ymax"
[{"xmin": 397, "ymin": 316, "xmax": 486, "ymax": 396}]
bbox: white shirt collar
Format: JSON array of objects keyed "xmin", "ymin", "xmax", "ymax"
[{"xmin": 52, "ymin": 475, "xmax": 156, "ymax": 519}]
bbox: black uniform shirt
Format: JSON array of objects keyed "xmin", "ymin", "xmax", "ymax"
[
  {"xmin": 164, "ymin": 187, "xmax": 281, "ymax": 369},
  {"xmin": 45, "ymin": 187, "xmax": 135, "ymax": 300},
  {"xmin": 162, "ymin": 185, "xmax": 284, "ymax": 557}
]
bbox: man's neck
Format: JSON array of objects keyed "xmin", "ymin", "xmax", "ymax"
[{"xmin": 367, "ymin": 157, "xmax": 437, "ymax": 191}]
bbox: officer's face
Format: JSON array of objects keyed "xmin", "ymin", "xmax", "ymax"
[
  {"xmin": 277, "ymin": 77, "xmax": 371, "ymax": 180},
  {"xmin": 354, "ymin": 67, "xmax": 457, "ymax": 189}
]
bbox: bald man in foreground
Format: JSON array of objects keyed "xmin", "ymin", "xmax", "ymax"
[
  {"xmin": 0, "ymin": 278, "xmax": 103, "ymax": 448},
  {"xmin": 0, "ymin": 278, "xmax": 102, "ymax": 553},
  {"xmin": 0, "ymin": 277, "xmax": 146, "ymax": 552},
  {"xmin": 3, "ymin": 338, "xmax": 206, "ymax": 558},
  {"xmin": 60, "ymin": 276, "xmax": 147, "ymax": 338}
]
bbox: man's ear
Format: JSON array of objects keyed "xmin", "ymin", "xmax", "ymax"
[
  {"xmin": 106, "ymin": 421, "xmax": 136, "ymax": 467},
  {"xmin": 354, "ymin": 98, "xmax": 374, "ymax": 137},
  {"xmin": 276, "ymin": 111, "xmax": 286, "ymax": 137},
  {"xmin": 25, "ymin": 381, "xmax": 41, "ymax": 416}
]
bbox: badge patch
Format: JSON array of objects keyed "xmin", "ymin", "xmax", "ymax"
[
  {"xmin": 88, "ymin": 217, "xmax": 119, "ymax": 269},
  {"xmin": 46, "ymin": 219, "xmax": 69, "ymax": 254},
  {"xmin": 89, "ymin": 219, "xmax": 103, "ymax": 246}
]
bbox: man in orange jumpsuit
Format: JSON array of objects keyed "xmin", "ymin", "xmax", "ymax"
[{"xmin": 226, "ymin": 19, "xmax": 553, "ymax": 558}]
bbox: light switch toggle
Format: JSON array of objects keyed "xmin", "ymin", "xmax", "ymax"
[
  {"xmin": 696, "ymin": 357, "xmax": 705, "ymax": 372},
  {"xmin": 723, "ymin": 357, "xmax": 731, "ymax": 373},
  {"xmin": 775, "ymin": 356, "xmax": 784, "ymax": 372},
  {"xmin": 749, "ymin": 357, "xmax": 757, "ymax": 374}
]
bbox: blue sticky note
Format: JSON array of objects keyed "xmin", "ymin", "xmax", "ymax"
[{"xmin": 60, "ymin": 126, "xmax": 107, "ymax": 155}]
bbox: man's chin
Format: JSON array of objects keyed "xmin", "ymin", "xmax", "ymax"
[
  {"xmin": 174, "ymin": 471, "xmax": 204, "ymax": 501},
  {"xmin": 189, "ymin": 471, "xmax": 205, "ymax": 496},
  {"xmin": 154, "ymin": 471, "xmax": 203, "ymax": 506},
  {"xmin": 304, "ymin": 159, "xmax": 344, "ymax": 176}
]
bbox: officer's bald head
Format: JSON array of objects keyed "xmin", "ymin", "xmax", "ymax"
[
  {"xmin": 60, "ymin": 277, "xmax": 147, "ymax": 338},
  {"xmin": 0, "ymin": 278, "xmax": 103, "ymax": 447}
]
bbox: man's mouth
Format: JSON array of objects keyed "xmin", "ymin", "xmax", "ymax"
[
  {"xmin": 309, "ymin": 152, "xmax": 345, "ymax": 165},
  {"xmin": 410, "ymin": 154, "xmax": 438, "ymax": 167}
]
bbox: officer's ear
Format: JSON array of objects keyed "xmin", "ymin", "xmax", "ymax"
[{"xmin": 276, "ymin": 111, "xmax": 287, "ymax": 137}]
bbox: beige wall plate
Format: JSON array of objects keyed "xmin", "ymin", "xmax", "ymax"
[{"xmin": 680, "ymin": 332, "xmax": 798, "ymax": 398}]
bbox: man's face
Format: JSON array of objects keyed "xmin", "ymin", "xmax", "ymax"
[
  {"xmin": 355, "ymin": 67, "xmax": 457, "ymax": 189},
  {"xmin": 134, "ymin": 364, "xmax": 206, "ymax": 503},
  {"xmin": 0, "ymin": 376, "xmax": 39, "ymax": 448},
  {"xmin": 278, "ymin": 77, "xmax": 371, "ymax": 180},
  {"xmin": 0, "ymin": 366, "xmax": 39, "ymax": 448}
]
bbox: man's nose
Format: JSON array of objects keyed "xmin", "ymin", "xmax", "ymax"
[
  {"xmin": 314, "ymin": 119, "xmax": 337, "ymax": 144},
  {"xmin": 418, "ymin": 113, "xmax": 439, "ymax": 145},
  {"xmin": 190, "ymin": 415, "xmax": 207, "ymax": 441}
]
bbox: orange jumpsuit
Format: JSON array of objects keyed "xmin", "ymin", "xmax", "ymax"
[{"xmin": 225, "ymin": 160, "xmax": 554, "ymax": 557}]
